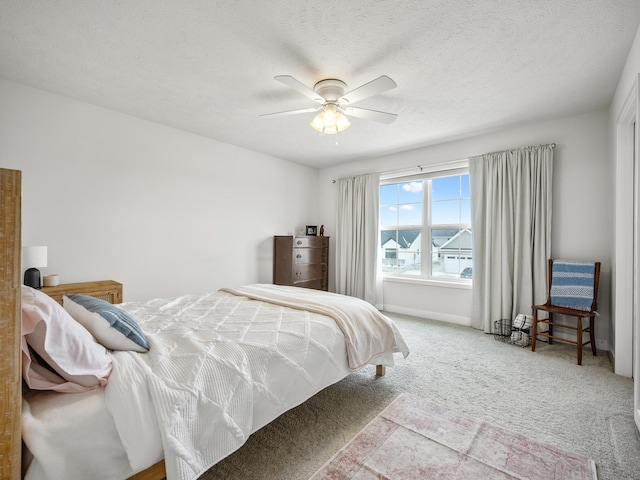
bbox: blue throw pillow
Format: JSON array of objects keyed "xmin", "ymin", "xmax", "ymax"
[{"xmin": 63, "ymin": 294, "xmax": 149, "ymax": 352}]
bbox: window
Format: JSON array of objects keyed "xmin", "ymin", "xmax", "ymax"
[{"xmin": 379, "ymin": 166, "xmax": 471, "ymax": 281}]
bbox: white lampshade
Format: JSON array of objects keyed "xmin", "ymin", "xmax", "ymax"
[
  {"xmin": 310, "ymin": 104, "xmax": 350, "ymax": 135},
  {"xmin": 23, "ymin": 246, "xmax": 48, "ymax": 269}
]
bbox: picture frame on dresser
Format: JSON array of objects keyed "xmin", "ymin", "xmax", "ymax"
[{"xmin": 305, "ymin": 225, "xmax": 317, "ymax": 236}]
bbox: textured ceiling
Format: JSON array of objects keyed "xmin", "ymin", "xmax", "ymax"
[{"xmin": 1, "ymin": 1, "xmax": 639, "ymax": 168}]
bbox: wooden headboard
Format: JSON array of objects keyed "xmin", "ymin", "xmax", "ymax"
[{"xmin": 0, "ymin": 168, "xmax": 22, "ymax": 480}]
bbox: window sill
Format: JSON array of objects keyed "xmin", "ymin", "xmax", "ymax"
[{"xmin": 383, "ymin": 275, "xmax": 472, "ymax": 290}]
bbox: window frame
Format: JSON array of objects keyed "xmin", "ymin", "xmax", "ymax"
[{"xmin": 379, "ymin": 161, "xmax": 471, "ymax": 284}]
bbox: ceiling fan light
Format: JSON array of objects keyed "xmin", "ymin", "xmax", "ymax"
[
  {"xmin": 310, "ymin": 106, "xmax": 350, "ymax": 134},
  {"xmin": 310, "ymin": 114, "xmax": 325, "ymax": 132},
  {"xmin": 335, "ymin": 113, "xmax": 350, "ymax": 132}
]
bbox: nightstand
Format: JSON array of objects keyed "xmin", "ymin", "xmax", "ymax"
[{"xmin": 40, "ymin": 280, "xmax": 123, "ymax": 305}]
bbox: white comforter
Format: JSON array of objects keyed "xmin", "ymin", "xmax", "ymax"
[
  {"xmin": 221, "ymin": 284, "xmax": 409, "ymax": 370},
  {"xmin": 25, "ymin": 285, "xmax": 409, "ymax": 480}
]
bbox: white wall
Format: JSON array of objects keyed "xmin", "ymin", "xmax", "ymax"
[
  {"xmin": 318, "ymin": 110, "xmax": 612, "ymax": 349},
  {"xmin": 0, "ymin": 79, "xmax": 318, "ymax": 301},
  {"xmin": 610, "ymin": 23, "xmax": 640, "ymax": 376}
]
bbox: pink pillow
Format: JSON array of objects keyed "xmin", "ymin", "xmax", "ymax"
[{"xmin": 21, "ymin": 286, "xmax": 113, "ymax": 392}]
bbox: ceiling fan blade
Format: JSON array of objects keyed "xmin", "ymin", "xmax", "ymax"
[
  {"xmin": 340, "ymin": 75, "xmax": 397, "ymax": 105},
  {"xmin": 274, "ymin": 75, "xmax": 324, "ymax": 103},
  {"xmin": 344, "ymin": 106, "xmax": 397, "ymax": 124},
  {"xmin": 260, "ymin": 106, "xmax": 320, "ymax": 118}
]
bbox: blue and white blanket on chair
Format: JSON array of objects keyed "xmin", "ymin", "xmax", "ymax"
[{"xmin": 550, "ymin": 260, "xmax": 596, "ymax": 311}]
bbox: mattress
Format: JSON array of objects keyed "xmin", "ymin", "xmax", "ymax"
[{"xmin": 22, "ymin": 286, "xmax": 408, "ymax": 480}]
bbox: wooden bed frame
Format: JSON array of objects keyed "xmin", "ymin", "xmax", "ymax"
[
  {"xmin": 0, "ymin": 167, "xmax": 385, "ymax": 480},
  {"xmin": 1, "ymin": 168, "xmax": 22, "ymax": 480}
]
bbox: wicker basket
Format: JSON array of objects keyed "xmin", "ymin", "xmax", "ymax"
[{"xmin": 494, "ymin": 318, "xmax": 531, "ymax": 348}]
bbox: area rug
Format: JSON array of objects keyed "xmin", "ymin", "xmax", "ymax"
[{"xmin": 310, "ymin": 393, "xmax": 597, "ymax": 479}]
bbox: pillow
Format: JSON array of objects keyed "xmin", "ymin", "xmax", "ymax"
[
  {"xmin": 21, "ymin": 286, "xmax": 113, "ymax": 392},
  {"xmin": 63, "ymin": 294, "xmax": 149, "ymax": 352},
  {"xmin": 510, "ymin": 314, "xmax": 533, "ymax": 347}
]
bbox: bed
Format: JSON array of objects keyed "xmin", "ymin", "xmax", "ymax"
[{"xmin": 0, "ymin": 167, "xmax": 410, "ymax": 480}]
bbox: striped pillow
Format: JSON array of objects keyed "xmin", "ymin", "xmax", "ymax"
[
  {"xmin": 64, "ymin": 294, "xmax": 149, "ymax": 352},
  {"xmin": 550, "ymin": 261, "xmax": 596, "ymax": 311}
]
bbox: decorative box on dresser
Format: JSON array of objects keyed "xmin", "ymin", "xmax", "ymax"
[{"xmin": 273, "ymin": 235, "xmax": 329, "ymax": 291}]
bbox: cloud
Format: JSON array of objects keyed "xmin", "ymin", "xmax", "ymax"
[
  {"xmin": 402, "ymin": 182, "xmax": 422, "ymax": 193},
  {"xmin": 400, "ymin": 205, "xmax": 414, "ymax": 211}
]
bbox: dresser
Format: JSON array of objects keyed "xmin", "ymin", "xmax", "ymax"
[{"xmin": 273, "ymin": 235, "xmax": 329, "ymax": 291}]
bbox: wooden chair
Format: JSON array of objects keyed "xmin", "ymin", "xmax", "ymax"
[{"xmin": 531, "ymin": 259, "xmax": 601, "ymax": 365}]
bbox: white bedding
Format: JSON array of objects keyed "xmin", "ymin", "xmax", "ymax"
[
  {"xmin": 22, "ymin": 285, "xmax": 409, "ymax": 480},
  {"xmin": 220, "ymin": 284, "xmax": 409, "ymax": 370}
]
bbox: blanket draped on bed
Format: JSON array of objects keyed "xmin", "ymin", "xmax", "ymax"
[
  {"xmin": 220, "ymin": 284, "xmax": 409, "ymax": 370},
  {"xmin": 106, "ymin": 285, "xmax": 409, "ymax": 480}
]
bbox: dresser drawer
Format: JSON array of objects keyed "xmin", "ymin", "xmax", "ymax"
[
  {"xmin": 293, "ymin": 263, "xmax": 326, "ymax": 280},
  {"xmin": 293, "ymin": 278, "xmax": 327, "ymax": 290},
  {"xmin": 293, "ymin": 247, "xmax": 327, "ymax": 264},
  {"xmin": 293, "ymin": 236, "xmax": 328, "ymax": 248}
]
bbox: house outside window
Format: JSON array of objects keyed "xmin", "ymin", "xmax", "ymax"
[{"xmin": 379, "ymin": 165, "xmax": 471, "ymax": 281}]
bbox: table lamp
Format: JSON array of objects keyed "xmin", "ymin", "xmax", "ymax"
[{"xmin": 23, "ymin": 246, "xmax": 47, "ymax": 289}]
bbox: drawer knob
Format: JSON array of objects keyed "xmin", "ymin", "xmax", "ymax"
[
  {"xmin": 296, "ymin": 254, "xmax": 302, "ymax": 259},
  {"xmin": 296, "ymin": 241, "xmax": 302, "ymax": 245}
]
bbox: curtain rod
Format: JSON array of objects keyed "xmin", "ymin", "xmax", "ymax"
[
  {"xmin": 380, "ymin": 159, "xmax": 467, "ymax": 178},
  {"xmin": 331, "ymin": 166, "xmax": 420, "ymax": 184},
  {"xmin": 480, "ymin": 142, "xmax": 556, "ymax": 158},
  {"xmin": 332, "ymin": 159, "xmax": 466, "ymax": 183},
  {"xmin": 331, "ymin": 143, "xmax": 556, "ymax": 183}
]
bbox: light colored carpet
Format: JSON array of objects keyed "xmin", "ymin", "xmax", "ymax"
[
  {"xmin": 200, "ymin": 314, "xmax": 639, "ymax": 480},
  {"xmin": 310, "ymin": 393, "xmax": 596, "ymax": 479}
]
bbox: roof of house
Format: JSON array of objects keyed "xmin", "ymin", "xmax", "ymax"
[
  {"xmin": 439, "ymin": 229, "xmax": 472, "ymax": 251},
  {"xmin": 381, "ymin": 230, "xmax": 421, "ymax": 249}
]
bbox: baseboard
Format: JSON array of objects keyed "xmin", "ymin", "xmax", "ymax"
[
  {"xmin": 382, "ymin": 304, "xmax": 472, "ymax": 327},
  {"xmin": 382, "ymin": 306, "xmax": 611, "ymax": 352},
  {"xmin": 608, "ymin": 349, "xmax": 615, "ymax": 366}
]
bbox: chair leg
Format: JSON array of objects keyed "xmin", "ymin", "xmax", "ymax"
[
  {"xmin": 576, "ymin": 317, "xmax": 583, "ymax": 365},
  {"xmin": 589, "ymin": 315, "xmax": 597, "ymax": 356},
  {"xmin": 531, "ymin": 308, "xmax": 538, "ymax": 352},
  {"xmin": 548, "ymin": 313, "xmax": 553, "ymax": 344}
]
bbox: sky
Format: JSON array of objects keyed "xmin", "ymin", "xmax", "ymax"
[{"xmin": 379, "ymin": 174, "xmax": 470, "ymax": 227}]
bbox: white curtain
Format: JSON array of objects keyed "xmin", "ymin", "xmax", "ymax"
[
  {"xmin": 469, "ymin": 144, "xmax": 553, "ymax": 332},
  {"xmin": 335, "ymin": 173, "xmax": 382, "ymax": 308}
]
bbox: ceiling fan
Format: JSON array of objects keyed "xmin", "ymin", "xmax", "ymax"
[{"xmin": 260, "ymin": 75, "xmax": 398, "ymax": 134}]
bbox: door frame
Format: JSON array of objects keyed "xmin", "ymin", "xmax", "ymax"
[{"xmin": 615, "ymin": 75, "xmax": 639, "ymax": 430}]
